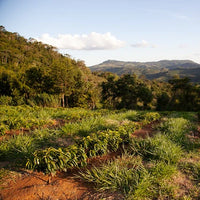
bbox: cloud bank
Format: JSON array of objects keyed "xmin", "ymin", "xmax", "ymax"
[
  {"xmin": 37, "ymin": 32, "xmax": 125, "ymax": 50},
  {"xmin": 131, "ymin": 40, "xmax": 157, "ymax": 48}
]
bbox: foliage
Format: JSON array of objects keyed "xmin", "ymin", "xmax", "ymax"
[
  {"xmin": 0, "ymin": 27, "xmax": 101, "ymax": 108},
  {"xmin": 1, "ymin": 105, "xmax": 199, "ymax": 199},
  {"xmin": 26, "ymin": 146, "xmax": 87, "ymax": 175},
  {"xmin": 0, "ymin": 95, "xmax": 12, "ymax": 105},
  {"xmin": 158, "ymin": 117, "xmax": 191, "ymax": 147},
  {"xmin": 0, "ymin": 134, "xmax": 36, "ymax": 163},
  {"xmin": 101, "ymin": 74, "xmax": 200, "ymax": 111},
  {"xmin": 129, "ymin": 134, "xmax": 183, "ymax": 164},
  {"xmin": 78, "ymin": 154, "xmax": 177, "ymax": 200},
  {"xmin": 0, "ymin": 106, "xmax": 115, "ymax": 134},
  {"xmin": 101, "ymin": 74, "xmax": 154, "ymax": 109},
  {"xmin": 26, "ymin": 121, "xmax": 141, "ymax": 174},
  {"xmin": 78, "ymin": 155, "xmax": 148, "ymax": 195},
  {"xmin": 129, "ymin": 162, "xmax": 177, "ymax": 200}
]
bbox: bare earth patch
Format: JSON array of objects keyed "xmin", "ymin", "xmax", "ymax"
[
  {"xmin": 132, "ymin": 120, "xmax": 159, "ymax": 138},
  {"xmin": 172, "ymin": 171, "xmax": 199, "ymax": 198}
]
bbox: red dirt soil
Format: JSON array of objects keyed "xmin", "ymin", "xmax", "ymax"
[
  {"xmin": 0, "ymin": 122, "xmax": 158, "ymax": 200},
  {"xmin": 132, "ymin": 120, "xmax": 159, "ymax": 138},
  {"xmin": 0, "ymin": 152, "xmax": 123, "ymax": 200}
]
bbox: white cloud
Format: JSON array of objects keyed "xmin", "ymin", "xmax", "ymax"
[
  {"xmin": 131, "ymin": 40, "xmax": 157, "ymax": 48},
  {"xmin": 37, "ymin": 32, "xmax": 125, "ymax": 50}
]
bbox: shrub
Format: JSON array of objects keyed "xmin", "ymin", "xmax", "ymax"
[
  {"xmin": 0, "ymin": 134, "xmax": 36, "ymax": 163},
  {"xmin": 32, "ymin": 93, "xmax": 60, "ymax": 107},
  {"xmin": 26, "ymin": 146, "xmax": 87, "ymax": 175},
  {"xmin": 0, "ymin": 95, "xmax": 12, "ymax": 105}
]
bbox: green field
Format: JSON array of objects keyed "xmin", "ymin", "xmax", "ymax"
[{"xmin": 0, "ymin": 106, "xmax": 200, "ymax": 199}]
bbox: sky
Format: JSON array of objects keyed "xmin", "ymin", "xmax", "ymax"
[{"xmin": 0, "ymin": 0, "xmax": 200, "ymax": 66}]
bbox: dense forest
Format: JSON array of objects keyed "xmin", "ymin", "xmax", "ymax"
[{"xmin": 1, "ymin": 26, "xmax": 200, "ymax": 111}]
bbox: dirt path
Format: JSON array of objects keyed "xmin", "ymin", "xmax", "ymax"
[{"xmin": 0, "ymin": 121, "xmax": 159, "ymax": 200}]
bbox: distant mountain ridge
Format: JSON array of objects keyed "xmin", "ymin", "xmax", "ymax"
[{"xmin": 89, "ymin": 60, "xmax": 200, "ymax": 82}]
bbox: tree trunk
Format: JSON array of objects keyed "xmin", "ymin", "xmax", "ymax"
[
  {"xmin": 64, "ymin": 95, "xmax": 69, "ymax": 107},
  {"xmin": 61, "ymin": 93, "xmax": 65, "ymax": 107}
]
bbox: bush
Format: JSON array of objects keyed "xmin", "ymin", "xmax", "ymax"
[
  {"xmin": 0, "ymin": 95, "xmax": 12, "ymax": 105},
  {"xmin": 0, "ymin": 134, "xmax": 37, "ymax": 163},
  {"xmin": 31, "ymin": 93, "xmax": 60, "ymax": 107},
  {"xmin": 26, "ymin": 146, "xmax": 87, "ymax": 175}
]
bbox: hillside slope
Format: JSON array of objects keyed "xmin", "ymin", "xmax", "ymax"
[
  {"xmin": 0, "ymin": 26, "xmax": 103, "ymax": 108},
  {"xmin": 90, "ymin": 60, "xmax": 200, "ymax": 82}
]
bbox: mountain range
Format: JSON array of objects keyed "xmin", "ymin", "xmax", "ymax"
[{"xmin": 90, "ymin": 60, "xmax": 200, "ymax": 82}]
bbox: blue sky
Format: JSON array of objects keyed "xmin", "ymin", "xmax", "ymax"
[{"xmin": 0, "ymin": 0, "xmax": 200, "ymax": 66}]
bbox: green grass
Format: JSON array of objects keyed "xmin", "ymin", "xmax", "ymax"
[
  {"xmin": 129, "ymin": 134, "xmax": 183, "ymax": 164},
  {"xmin": 61, "ymin": 116, "xmax": 115, "ymax": 137},
  {"xmin": 78, "ymin": 155, "xmax": 148, "ymax": 195},
  {"xmin": 78, "ymin": 154, "xmax": 178, "ymax": 200},
  {"xmin": 1, "ymin": 106, "xmax": 200, "ymax": 199},
  {"xmin": 0, "ymin": 134, "xmax": 36, "ymax": 162},
  {"xmin": 158, "ymin": 117, "xmax": 191, "ymax": 146},
  {"xmin": 130, "ymin": 161, "xmax": 177, "ymax": 200},
  {"xmin": 161, "ymin": 111, "xmax": 198, "ymax": 121},
  {"xmin": 0, "ymin": 128, "xmax": 62, "ymax": 163},
  {"xmin": 0, "ymin": 105, "xmax": 117, "ymax": 135}
]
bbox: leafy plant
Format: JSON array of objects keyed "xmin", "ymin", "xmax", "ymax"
[
  {"xmin": 158, "ymin": 117, "xmax": 191, "ymax": 147},
  {"xmin": 77, "ymin": 155, "xmax": 147, "ymax": 195},
  {"xmin": 129, "ymin": 134, "xmax": 183, "ymax": 164}
]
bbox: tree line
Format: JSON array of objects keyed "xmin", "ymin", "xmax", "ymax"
[
  {"xmin": 0, "ymin": 26, "xmax": 200, "ymax": 111},
  {"xmin": 99, "ymin": 72, "xmax": 200, "ymax": 111}
]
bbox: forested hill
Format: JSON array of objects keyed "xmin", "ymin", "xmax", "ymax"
[
  {"xmin": 0, "ymin": 26, "xmax": 103, "ymax": 108},
  {"xmin": 90, "ymin": 60, "xmax": 200, "ymax": 82}
]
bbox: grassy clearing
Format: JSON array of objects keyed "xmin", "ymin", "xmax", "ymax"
[{"xmin": 1, "ymin": 106, "xmax": 200, "ymax": 199}]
